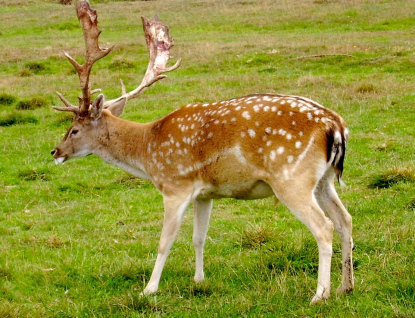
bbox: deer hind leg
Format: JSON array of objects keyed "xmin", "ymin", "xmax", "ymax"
[
  {"xmin": 142, "ymin": 194, "xmax": 191, "ymax": 295},
  {"xmin": 193, "ymin": 198, "xmax": 213, "ymax": 283},
  {"xmin": 315, "ymin": 171, "xmax": 354, "ymax": 295},
  {"xmin": 270, "ymin": 181, "xmax": 334, "ymax": 304}
]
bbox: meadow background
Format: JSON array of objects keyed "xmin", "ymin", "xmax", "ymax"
[{"xmin": 0, "ymin": 0, "xmax": 414, "ymax": 317}]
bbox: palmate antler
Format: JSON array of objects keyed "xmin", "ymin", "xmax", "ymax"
[
  {"xmin": 104, "ymin": 15, "xmax": 181, "ymax": 110},
  {"xmin": 54, "ymin": 0, "xmax": 180, "ymax": 117}
]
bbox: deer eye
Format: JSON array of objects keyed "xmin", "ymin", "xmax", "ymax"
[{"xmin": 71, "ymin": 129, "xmax": 79, "ymax": 135}]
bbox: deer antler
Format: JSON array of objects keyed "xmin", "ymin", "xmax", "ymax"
[
  {"xmin": 54, "ymin": 1, "xmax": 180, "ymax": 116},
  {"xmin": 54, "ymin": 0, "xmax": 112, "ymax": 117},
  {"xmin": 104, "ymin": 15, "xmax": 181, "ymax": 109}
]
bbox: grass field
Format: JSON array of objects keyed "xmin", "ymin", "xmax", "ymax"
[{"xmin": 0, "ymin": 0, "xmax": 414, "ymax": 317}]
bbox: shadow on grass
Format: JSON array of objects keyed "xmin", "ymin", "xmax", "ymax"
[{"xmin": 368, "ymin": 167, "xmax": 415, "ymax": 189}]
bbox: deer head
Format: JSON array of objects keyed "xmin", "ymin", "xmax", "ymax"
[{"xmin": 51, "ymin": 0, "xmax": 180, "ymax": 164}]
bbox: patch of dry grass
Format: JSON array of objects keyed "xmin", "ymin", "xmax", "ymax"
[{"xmin": 369, "ymin": 166, "xmax": 415, "ymax": 189}]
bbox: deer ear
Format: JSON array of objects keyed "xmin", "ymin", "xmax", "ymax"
[
  {"xmin": 90, "ymin": 94, "xmax": 105, "ymax": 120},
  {"xmin": 104, "ymin": 97, "xmax": 127, "ymax": 117}
]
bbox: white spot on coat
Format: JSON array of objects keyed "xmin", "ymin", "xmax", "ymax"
[{"xmin": 242, "ymin": 111, "xmax": 251, "ymax": 120}]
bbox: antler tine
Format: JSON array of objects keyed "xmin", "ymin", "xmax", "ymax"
[
  {"xmin": 104, "ymin": 15, "xmax": 181, "ymax": 108},
  {"xmin": 56, "ymin": 0, "xmax": 113, "ymax": 117},
  {"xmin": 53, "ymin": 92, "xmax": 81, "ymax": 115}
]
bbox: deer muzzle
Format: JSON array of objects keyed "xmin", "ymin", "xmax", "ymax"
[{"xmin": 51, "ymin": 148, "xmax": 67, "ymax": 165}]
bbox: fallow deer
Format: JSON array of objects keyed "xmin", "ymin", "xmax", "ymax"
[{"xmin": 51, "ymin": 1, "xmax": 354, "ymax": 303}]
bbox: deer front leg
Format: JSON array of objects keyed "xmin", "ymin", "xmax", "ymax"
[
  {"xmin": 193, "ymin": 198, "xmax": 213, "ymax": 283},
  {"xmin": 142, "ymin": 194, "xmax": 191, "ymax": 295}
]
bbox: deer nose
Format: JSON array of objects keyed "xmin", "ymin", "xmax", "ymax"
[{"xmin": 51, "ymin": 149, "xmax": 57, "ymax": 156}]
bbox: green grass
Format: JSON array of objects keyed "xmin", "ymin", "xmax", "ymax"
[{"xmin": 0, "ymin": 0, "xmax": 414, "ymax": 317}]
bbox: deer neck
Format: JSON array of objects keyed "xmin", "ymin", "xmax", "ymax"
[{"xmin": 94, "ymin": 110, "xmax": 154, "ymax": 180}]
